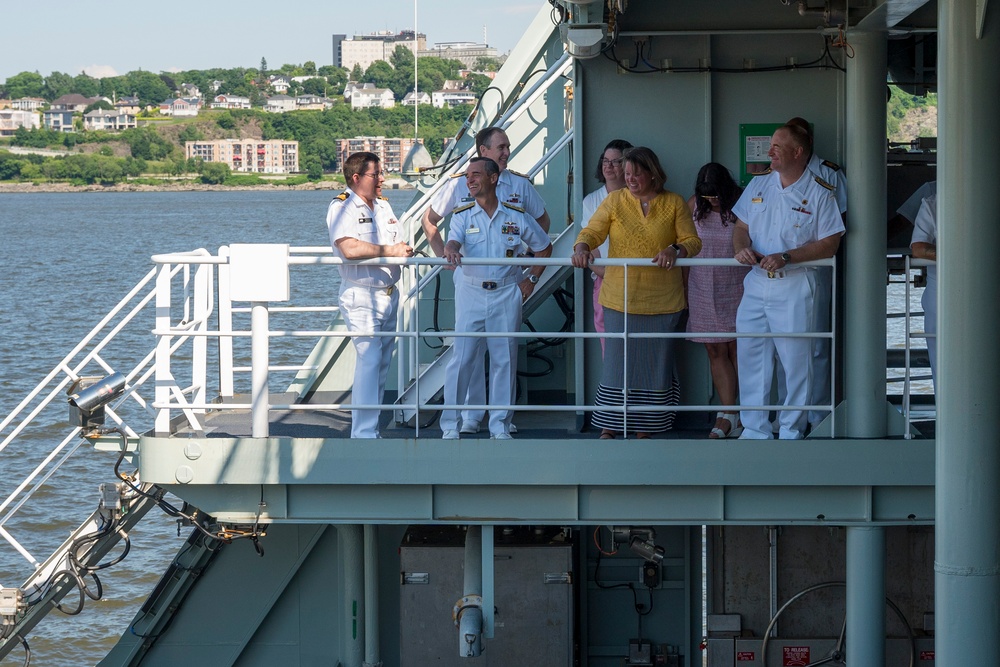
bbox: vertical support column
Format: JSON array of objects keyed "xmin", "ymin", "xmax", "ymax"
[
  {"xmin": 482, "ymin": 525, "xmax": 495, "ymax": 639},
  {"xmin": 936, "ymin": 2, "xmax": 1000, "ymax": 665},
  {"xmin": 154, "ymin": 263, "xmax": 172, "ymax": 435},
  {"xmin": 846, "ymin": 527, "xmax": 885, "ymax": 667},
  {"xmin": 844, "ymin": 28, "xmax": 888, "ymax": 437},
  {"xmin": 251, "ymin": 302, "xmax": 269, "ymax": 438},
  {"xmin": 339, "ymin": 525, "xmax": 364, "ymax": 667},
  {"xmin": 363, "ymin": 525, "xmax": 382, "ymax": 667}
]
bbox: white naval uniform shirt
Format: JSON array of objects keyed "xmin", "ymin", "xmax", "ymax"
[
  {"xmin": 430, "ymin": 169, "xmax": 545, "ymax": 221},
  {"xmin": 326, "ymin": 189, "xmax": 402, "ymax": 287},
  {"xmin": 807, "ymin": 153, "xmax": 847, "ymax": 214},
  {"xmin": 733, "ymin": 169, "xmax": 845, "ymax": 256},
  {"xmin": 448, "ymin": 201, "xmax": 550, "ymax": 282}
]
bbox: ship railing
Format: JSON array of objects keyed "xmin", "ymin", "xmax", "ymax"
[
  {"xmin": 896, "ymin": 255, "xmax": 935, "ymax": 436},
  {"xmin": 0, "ymin": 249, "xmax": 214, "ymax": 570},
  {"xmin": 146, "ymin": 250, "xmax": 839, "ymax": 439}
]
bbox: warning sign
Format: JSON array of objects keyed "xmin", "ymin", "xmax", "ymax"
[
  {"xmin": 920, "ymin": 650, "xmax": 935, "ymax": 661},
  {"xmin": 736, "ymin": 651, "xmax": 755, "ymax": 662},
  {"xmin": 783, "ymin": 646, "xmax": 811, "ymax": 666}
]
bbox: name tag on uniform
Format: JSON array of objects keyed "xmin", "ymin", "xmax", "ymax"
[
  {"xmin": 359, "ymin": 217, "xmax": 373, "ymax": 224},
  {"xmin": 467, "ymin": 227, "xmax": 481, "ymax": 234},
  {"xmin": 751, "ymin": 197, "xmax": 763, "ymax": 204}
]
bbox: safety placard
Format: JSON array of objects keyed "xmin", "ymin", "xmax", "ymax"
[
  {"xmin": 736, "ymin": 651, "xmax": 755, "ymax": 661},
  {"xmin": 783, "ymin": 646, "xmax": 810, "ymax": 666}
]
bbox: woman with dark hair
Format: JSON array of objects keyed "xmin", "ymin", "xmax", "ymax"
[
  {"xmin": 685, "ymin": 162, "xmax": 748, "ymax": 438},
  {"xmin": 582, "ymin": 139, "xmax": 633, "ymax": 352},
  {"xmin": 572, "ymin": 147, "xmax": 702, "ymax": 439}
]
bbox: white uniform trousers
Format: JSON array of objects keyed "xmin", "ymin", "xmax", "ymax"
[
  {"xmin": 441, "ymin": 279, "xmax": 521, "ymax": 437},
  {"xmin": 737, "ymin": 268, "xmax": 816, "ymax": 439},
  {"xmin": 339, "ymin": 282, "xmax": 399, "ymax": 439},
  {"xmin": 922, "ymin": 279, "xmax": 937, "ymax": 393},
  {"xmin": 452, "ymin": 266, "xmax": 487, "ymax": 424}
]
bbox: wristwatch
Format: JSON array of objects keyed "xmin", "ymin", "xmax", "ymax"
[
  {"xmin": 780, "ymin": 252, "xmax": 792, "ymax": 263},
  {"xmin": 528, "ymin": 274, "xmax": 539, "ymax": 284}
]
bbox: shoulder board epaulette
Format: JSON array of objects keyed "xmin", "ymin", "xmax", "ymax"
[
  {"xmin": 821, "ymin": 159, "xmax": 841, "ymax": 171},
  {"xmin": 450, "ymin": 172, "xmax": 466, "ymax": 179},
  {"xmin": 502, "ymin": 201, "xmax": 526, "ymax": 213},
  {"xmin": 757, "ymin": 167, "xmax": 772, "ymax": 175},
  {"xmin": 454, "ymin": 202, "xmax": 475, "ymax": 214},
  {"xmin": 814, "ymin": 176, "xmax": 835, "ymax": 191},
  {"xmin": 335, "ymin": 192, "xmax": 349, "ymax": 201},
  {"xmin": 508, "ymin": 169, "xmax": 533, "ymax": 182},
  {"xmin": 378, "ymin": 195, "xmax": 388, "ymax": 201}
]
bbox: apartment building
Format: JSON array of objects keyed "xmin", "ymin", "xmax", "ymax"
[
  {"xmin": 0, "ymin": 109, "xmax": 41, "ymax": 136},
  {"xmin": 185, "ymin": 139, "xmax": 299, "ymax": 174},
  {"xmin": 82, "ymin": 110, "xmax": 138, "ymax": 132},
  {"xmin": 336, "ymin": 136, "xmax": 420, "ymax": 174}
]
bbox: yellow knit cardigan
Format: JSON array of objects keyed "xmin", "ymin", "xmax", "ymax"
[{"xmin": 575, "ymin": 188, "xmax": 702, "ymax": 314}]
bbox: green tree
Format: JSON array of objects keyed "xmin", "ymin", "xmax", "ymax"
[
  {"xmin": 301, "ymin": 77, "xmax": 328, "ymax": 96},
  {"xmin": 199, "ymin": 161, "xmax": 231, "ymax": 184},
  {"xmin": 260, "ymin": 57, "xmax": 269, "ymax": 76},
  {"xmin": 178, "ymin": 125, "xmax": 204, "ymax": 144},
  {"xmin": 44, "ymin": 71, "xmax": 76, "ymax": 100},
  {"xmin": 5, "ymin": 71, "xmax": 45, "ymax": 99},
  {"xmin": 73, "ymin": 72, "xmax": 101, "ymax": 97},
  {"xmin": 125, "ymin": 71, "xmax": 173, "ymax": 107},
  {"xmin": 84, "ymin": 100, "xmax": 115, "ymax": 113},
  {"xmin": 473, "ymin": 56, "xmax": 502, "ymax": 72},
  {"xmin": 302, "ymin": 154, "xmax": 323, "ymax": 180},
  {"xmin": 465, "ymin": 73, "xmax": 492, "ymax": 98},
  {"xmin": 364, "ymin": 61, "xmax": 396, "ymax": 91},
  {"xmin": 351, "ymin": 64, "xmax": 364, "ymax": 81},
  {"xmin": 303, "ymin": 61, "xmax": 317, "ymax": 76}
]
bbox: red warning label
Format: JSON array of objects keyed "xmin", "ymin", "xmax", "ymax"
[{"xmin": 783, "ymin": 646, "xmax": 811, "ymax": 666}]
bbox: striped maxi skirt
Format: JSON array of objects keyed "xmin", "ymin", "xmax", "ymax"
[{"xmin": 591, "ymin": 308, "xmax": 682, "ymax": 433}]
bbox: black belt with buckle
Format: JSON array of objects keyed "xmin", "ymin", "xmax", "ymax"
[{"xmin": 481, "ymin": 281, "xmax": 498, "ymax": 290}]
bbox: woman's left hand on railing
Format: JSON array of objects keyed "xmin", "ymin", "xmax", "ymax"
[{"xmin": 571, "ymin": 243, "xmax": 593, "ymax": 269}]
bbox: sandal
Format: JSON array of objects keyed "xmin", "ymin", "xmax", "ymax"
[
  {"xmin": 599, "ymin": 429, "xmax": 616, "ymax": 439},
  {"xmin": 635, "ymin": 431, "xmax": 652, "ymax": 440},
  {"xmin": 709, "ymin": 412, "xmax": 743, "ymax": 439}
]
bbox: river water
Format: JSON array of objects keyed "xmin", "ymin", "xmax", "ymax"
[
  {"xmin": 0, "ymin": 189, "xmax": 928, "ymax": 666},
  {"xmin": 0, "ymin": 188, "xmax": 417, "ymax": 666}
]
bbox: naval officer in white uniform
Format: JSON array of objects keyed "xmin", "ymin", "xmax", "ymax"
[
  {"xmin": 439, "ymin": 157, "xmax": 552, "ymax": 440},
  {"xmin": 732, "ymin": 124, "xmax": 845, "ymax": 439},
  {"xmin": 326, "ymin": 151, "xmax": 414, "ymax": 438},
  {"xmin": 421, "ymin": 126, "xmax": 551, "ymax": 435}
]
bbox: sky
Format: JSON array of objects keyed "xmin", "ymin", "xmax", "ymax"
[{"xmin": 0, "ymin": 0, "xmax": 544, "ymax": 82}]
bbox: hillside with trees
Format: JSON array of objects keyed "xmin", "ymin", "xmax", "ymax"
[{"xmin": 0, "ymin": 54, "xmax": 497, "ymax": 186}]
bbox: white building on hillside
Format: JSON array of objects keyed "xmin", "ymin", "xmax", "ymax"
[
  {"xmin": 340, "ymin": 30, "xmax": 426, "ymax": 71},
  {"xmin": 210, "ymin": 95, "xmax": 251, "ymax": 110},
  {"xmin": 350, "ymin": 86, "xmax": 395, "ymax": 110},
  {"xmin": 0, "ymin": 109, "xmax": 40, "ymax": 136},
  {"xmin": 431, "ymin": 89, "xmax": 476, "ymax": 108}
]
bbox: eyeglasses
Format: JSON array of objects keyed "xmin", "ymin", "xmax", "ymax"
[
  {"xmin": 360, "ymin": 171, "xmax": 383, "ymax": 179},
  {"xmin": 699, "ymin": 195, "xmax": 720, "ymax": 200},
  {"xmin": 601, "ymin": 158, "xmax": 624, "ymax": 167}
]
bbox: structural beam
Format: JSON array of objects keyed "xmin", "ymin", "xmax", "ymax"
[{"xmin": 936, "ymin": 1, "xmax": 1000, "ymax": 665}]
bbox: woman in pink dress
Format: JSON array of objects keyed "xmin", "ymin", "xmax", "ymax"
[{"xmin": 685, "ymin": 163, "xmax": 748, "ymax": 438}]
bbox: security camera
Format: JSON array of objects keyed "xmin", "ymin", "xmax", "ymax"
[{"xmin": 68, "ymin": 372, "xmax": 126, "ymax": 429}]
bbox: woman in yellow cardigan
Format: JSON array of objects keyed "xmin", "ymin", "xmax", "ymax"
[{"xmin": 571, "ymin": 147, "xmax": 702, "ymax": 439}]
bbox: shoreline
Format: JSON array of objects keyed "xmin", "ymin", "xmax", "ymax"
[{"xmin": 0, "ymin": 180, "xmax": 415, "ymax": 194}]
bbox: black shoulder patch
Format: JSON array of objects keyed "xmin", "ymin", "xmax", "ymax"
[
  {"xmin": 502, "ymin": 201, "xmax": 526, "ymax": 213},
  {"xmin": 814, "ymin": 176, "xmax": 835, "ymax": 191},
  {"xmin": 821, "ymin": 159, "xmax": 841, "ymax": 171},
  {"xmin": 454, "ymin": 202, "xmax": 475, "ymax": 214}
]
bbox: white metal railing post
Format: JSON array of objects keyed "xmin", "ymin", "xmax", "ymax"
[
  {"xmin": 154, "ymin": 263, "xmax": 173, "ymax": 435},
  {"xmin": 903, "ymin": 255, "xmax": 912, "ymax": 438},
  {"xmin": 251, "ymin": 302, "xmax": 270, "ymax": 438},
  {"xmin": 218, "ymin": 246, "xmax": 235, "ymax": 397},
  {"xmin": 191, "ymin": 260, "xmax": 210, "ymax": 415}
]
